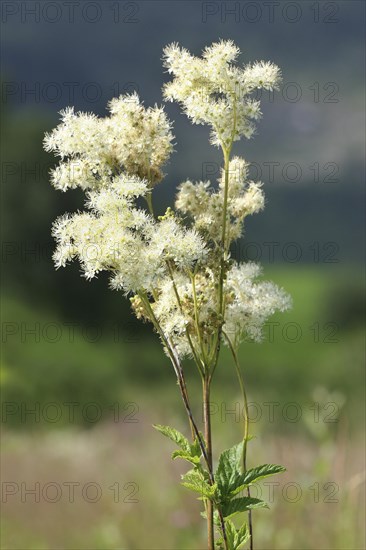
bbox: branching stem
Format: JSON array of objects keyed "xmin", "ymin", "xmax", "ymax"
[{"xmin": 139, "ymin": 290, "xmax": 228, "ymax": 549}]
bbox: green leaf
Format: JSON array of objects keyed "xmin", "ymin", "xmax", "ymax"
[
  {"xmin": 181, "ymin": 469, "xmax": 217, "ymax": 499},
  {"xmin": 222, "ymin": 497, "xmax": 268, "ymax": 519},
  {"xmin": 224, "ymin": 519, "xmax": 237, "ymax": 549},
  {"xmin": 172, "ymin": 449, "xmax": 201, "ymax": 466},
  {"xmin": 216, "ymin": 442, "xmax": 244, "ymax": 497},
  {"xmin": 234, "ymin": 522, "xmax": 250, "ymax": 549},
  {"xmin": 230, "ymin": 464, "xmax": 286, "ymax": 496},
  {"xmin": 153, "ymin": 424, "xmax": 190, "ymax": 452},
  {"xmin": 189, "ymin": 437, "xmax": 202, "ymax": 458},
  {"xmin": 216, "ymin": 519, "xmax": 250, "ymax": 550},
  {"xmin": 153, "ymin": 425, "xmax": 203, "ymax": 466},
  {"xmin": 242, "ymin": 464, "xmax": 286, "ymax": 485},
  {"xmin": 228, "ymin": 519, "xmax": 250, "ymax": 550}
]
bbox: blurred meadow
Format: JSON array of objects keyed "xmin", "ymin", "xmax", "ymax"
[{"xmin": 1, "ymin": 1, "xmax": 365, "ymax": 549}]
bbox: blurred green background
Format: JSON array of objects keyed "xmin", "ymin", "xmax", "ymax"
[{"xmin": 1, "ymin": 1, "xmax": 365, "ymax": 549}]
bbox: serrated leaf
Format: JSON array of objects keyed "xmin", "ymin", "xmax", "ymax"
[
  {"xmin": 216, "ymin": 459, "xmax": 286, "ymax": 498},
  {"xmin": 219, "ymin": 518, "xmax": 236, "ymax": 549},
  {"xmin": 234, "ymin": 522, "xmax": 250, "ymax": 549},
  {"xmin": 189, "ymin": 437, "xmax": 202, "ymax": 458},
  {"xmin": 172, "ymin": 449, "xmax": 201, "ymax": 465},
  {"xmin": 229, "ymin": 464, "xmax": 286, "ymax": 496},
  {"xmin": 215, "ymin": 442, "xmax": 244, "ymax": 497},
  {"xmin": 181, "ymin": 469, "xmax": 217, "ymax": 499},
  {"xmin": 242, "ymin": 464, "xmax": 286, "ymax": 485},
  {"xmin": 225, "ymin": 518, "xmax": 237, "ymax": 548},
  {"xmin": 216, "ymin": 519, "xmax": 250, "ymax": 550},
  {"xmin": 153, "ymin": 424, "xmax": 190, "ymax": 452},
  {"xmin": 222, "ymin": 496, "xmax": 268, "ymax": 518}
]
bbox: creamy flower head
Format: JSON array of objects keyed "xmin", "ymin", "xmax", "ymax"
[
  {"xmin": 150, "ymin": 216, "xmax": 207, "ymax": 269},
  {"xmin": 243, "ymin": 61, "xmax": 282, "ymax": 91},
  {"xmin": 163, "ymin": 40, "xmax": 281, "ymax": 148},
  {"xmin": 224, "ymin": 262, "xmax": 292, "ymax": 346},
  {"xmin": 44, "ymin": 93, "xmax": 174, "ymax": 192},
  {"xmin": 105, "ymin": 93, "xmax": 175, "ymax": 184},
  {"xmin": 176, "ymin": 155, "xmax": 265, "ymax": 244}
]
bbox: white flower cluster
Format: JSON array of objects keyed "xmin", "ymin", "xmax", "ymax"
[
  {"xmin": 47, "ymin": 94, "xmax": 205, "ymax": 294},
  {"xmin": 224, "ymin": 262, "xmax": 292, "ymax": 346},
  {"xmin": 163, "ymin": 40, "xmax": 281, "ymax": 147},
  {"xmin": 52, "ymin": 190, "xmax": 206, "ymax": 294},
  {"xmin": 138, "ymin": 258, "xmax": 291, "ymax": 358},
  {"xmin": 46, "ymin": 41, "xmax": 291, "ymax": 358},
  {"xmin": 176, "ymin": 156, "xmax": 265, "ymax": 243},
  {"xmin": 44, "ymin": 93, "xmax": 174, "ymax": 191}
]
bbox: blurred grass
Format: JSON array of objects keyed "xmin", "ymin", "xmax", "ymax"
[{"xmin": 1, "ymin": 416, "xmax": 364, "ymax": 549}]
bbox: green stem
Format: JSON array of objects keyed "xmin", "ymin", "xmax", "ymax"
[
  {"xmin": 203, "ymin": 375, "xmax": 214, "ymax": 550},
  {"xmin": 223, "ymin": 330, "xmax": 254, "ymax": 550},
  {"xmin": 140, "ymin": 291, "xmax": 229, "ymax": 549},
  {"xmin": 166, "ymin": 261, "xmax": 204, "ymax": 378},
  {"xmin": 190, "ymin": 272, "xmax": 209, "ymax": 370},
  {"xmin": 139, "ymin": 291, "xmax": 207, "ymax": 460}
]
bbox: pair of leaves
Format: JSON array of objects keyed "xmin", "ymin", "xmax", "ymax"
[
  {"xmin": 215, "ymin": 442, "xmax": 285, "ymax": 518},
  {"xmin": 216, "ymin": 519, "xmax": 250, "ymax": 550},
  {"xmin": 153, "ymin": 424, "xmax": 202, "ymax": 466},
  {"xmin": 154, "ymin": 427, "xmax": 285, "ymax": 522}
]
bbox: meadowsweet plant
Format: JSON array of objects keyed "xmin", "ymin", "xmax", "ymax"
[{"xmin": 45, "ymin": 40, "xmax": 291, "ymax": 550}]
